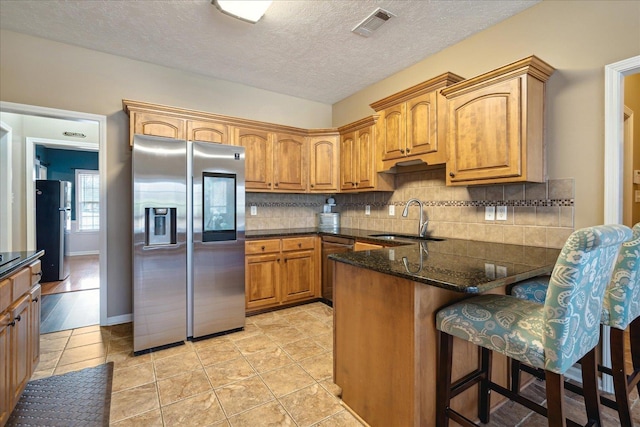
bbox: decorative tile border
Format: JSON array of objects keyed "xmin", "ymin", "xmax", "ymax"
[
  {"xmin": 246, "ymin": 202, "xmax": 325, "ymax": 208},
  {"xmin": 339, "ymin": 199, "xmax": 574, "ymax": 208}
]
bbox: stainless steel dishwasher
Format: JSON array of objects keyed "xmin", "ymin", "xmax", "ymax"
[{"xmin": 321, "ymin": 235, "xmax": 355, "ymax": 305}]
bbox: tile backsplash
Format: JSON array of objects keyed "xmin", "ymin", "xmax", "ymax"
[{"xmin": 246, "ymin": 167, "xmax": 574, "ymax": 249}]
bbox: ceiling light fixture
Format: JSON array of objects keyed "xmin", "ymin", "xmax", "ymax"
[
  {"xmin": 352, "ymin": 7, "xmax": 395, "ymax": 37},
  {"xmin": 213, "ymin": 0, "xmax": 272, "ymax": 24}
]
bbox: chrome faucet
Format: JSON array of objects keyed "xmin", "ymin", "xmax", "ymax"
[{"xmin": 402, "ymin": 198, "xmax": 429, "ymax": 237}]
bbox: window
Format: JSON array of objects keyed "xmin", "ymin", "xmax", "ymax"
[{"xmin": 76, "ymin": 169, "xmax": 99, "ymax": 231}]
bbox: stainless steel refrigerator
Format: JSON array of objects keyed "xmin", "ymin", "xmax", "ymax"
[
  {"xmin": 36, "ymin": 180, "xmax": 71, "ymax": 282},
  {"xmin": 132, "ymin": 135, "xmax": 245, "ymax": 353}
]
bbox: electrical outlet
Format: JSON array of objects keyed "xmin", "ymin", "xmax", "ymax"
[
  {"xmin": 496, "ymin": 265, "xmax": 507, "ymax": 278},
  {"xmin": 365, "ymin": 205, "xmax": 371, "ymax": 215},
  {"xmin": 388, "ymin": 249, "xmax": 395, "ymax": 261},
  {"xmin": 485, "ymin": 206, "xmax": 496, "ymax": 221},
  {"xmin": 250, "ymin": 205, "xmax": 257, "ymax": 216},
  {"xmin": 484, "ymin": 263, "xmax": 496, "ymax": 279},
  {"xmin": 496, "ymin": 206, "xmax": 507, "ymax": 221},
  {"xmin": 389, "ymin": 205, "xmax": 395, "ymax": 216}
]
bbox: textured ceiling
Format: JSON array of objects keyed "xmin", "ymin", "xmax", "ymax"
[{"xmin": 0, "ymin": 0, "xmax": 539, "ymax": 104}]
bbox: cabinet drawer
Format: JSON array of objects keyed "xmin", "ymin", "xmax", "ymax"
[
  {"xmin": 282, "ymin": 236, "xmax": 315, "ymax": 252},
  {"xmin": 0, "ymin": 279, "xmax": 11, "ymax": 313},
  {"xmin": 11, "ymin": 268, "xmax": 31, "ymax": 301},
  {"xmin": 246, "ymin": 239, "xmax": 281, "ymax": 255},
  {"xmin": 29, "ymin": 261, "xmax": 42, "ymax": 286}
]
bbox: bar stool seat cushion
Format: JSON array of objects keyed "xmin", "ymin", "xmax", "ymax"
[{"xmin": 437, "ymin": 294, "xmax": 546, "ymax": 369}]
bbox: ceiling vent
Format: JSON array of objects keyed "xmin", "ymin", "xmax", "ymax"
[
  {"xmin": 63, "ymin": 131, "xmax": 86, "ymax": 138},
  {"xmin": 351, "ymin": 7, "xmax": 395, "ymax": 38}
]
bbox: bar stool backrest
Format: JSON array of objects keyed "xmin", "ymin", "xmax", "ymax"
[
  {"xmin": 602, "ymin": 223, "xmax": 640, "ymax": 330},
  {"xmin": 543, "ymin": 224, "xmax": 632, "ymax": 374}
]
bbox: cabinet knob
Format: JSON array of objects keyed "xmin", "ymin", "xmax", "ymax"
[
  {"xmin": 298, "ymin": 243, "xmax": 302, "ymax": 248},
  {"xmin": 32, "ymin": 297, "xmax": 39, "ymax": 303},
  {"xmin": 15, "ymin": 315, "xmax": 21, "ymax": 322},
  {"xmin": 352, "ymin": 182, "xmax": 356, "ymax": 187},
  {"xmin": 261, "ymin": 246, "xmax": 265, "ymax": 251},
  {"xmin": 33, "ymin": 271, "xmax": 42, "ymax": 277},
  {"xmin": 400, "ymin": 149, "xmax": 405, "ymax": 154},
  {"xmin": 406, "ymin": 148, "xmax": 411, "ymax": 154},
  {"xmin": 277, "ymin": 258, "xmax": 281, "ymax": 263},
  {"xmin": 355, "ymin": 182, "xmax": 359, "ymax": 186},
  {"xmin": 274, "ymin": 183, "xmax": 279, "ymax": 187},
  {"xmin": 268, "ymin": 183, "xmax": 272, "ymax": 186},
  {"xmin": 310, "ymin": 184, "xmax": 314, "ymax": 188},
  {"xmin": 9, "ymin": 320, "xmax": 15, "ymax": 327},
  {"xmin": 449, "ymin": 172, "xmax": 455, "ymax": 178}
]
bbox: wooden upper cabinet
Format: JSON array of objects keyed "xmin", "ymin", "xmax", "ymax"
[
  {"xmin": 338, "ymin": 117, "xmax": 393, "ymax": 192},
  {"xmin": 187, "ymin": 120, "xmax": 229, "ymax": 144},
  {"xmin": 371, "ymin": 73, "xmax": 464, "ymax": 169},
  {"xmin": 234, "ymin": 128, "xmax": 273, "ymax": 191},
  {"xmin": 308, "ymin": 135, "xmax": 339, "ymax": 193},
  {"xmin": 273, "ymin": 133, "xmax": 308, "ymax": 192},
  {"xmin": 442, "ymin": 56, "xmax": 554, "ymax": 186},
  {"xmin": 131, "ymin": 112, "xmax": 186, "ymax": 142}
]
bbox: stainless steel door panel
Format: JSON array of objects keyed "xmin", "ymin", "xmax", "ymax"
[
  {"xmin": 192, "ymin": 141, "xmax": 245, "ymax": 338},
  {"xmin": 133, "ymin": 135, "xmax": 187, "ymax": 353}
]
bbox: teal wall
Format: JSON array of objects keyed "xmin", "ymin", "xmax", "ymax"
[{"xmin": 35, "ymin": 146, "xmax": 98, "ymax": 220}]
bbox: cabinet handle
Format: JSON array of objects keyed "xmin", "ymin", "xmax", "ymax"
[
  {"xmin": 9, "ymin": 320, "xmax": 15, "ymax": 327},
  {"xmin": 449, "ymin": 172, "xmax": 455, "ymax": 178},
  {"xmin": 406, "ymin": 148, "xmax": 411, "ymax": 154},
  {"xmin": 32, "ymin": 297, "xmax": 39, "ymax": 303},
  {"xmin": 400, "ymin": 149, "xmax": 405, "ymax": 154},
  {"xmin": 33, "ymin": 271, "xmax": 42, "ymax": 277},
  {"xmin": 15, "ymin": 315, "xmax": 21, "ymax": 322}
]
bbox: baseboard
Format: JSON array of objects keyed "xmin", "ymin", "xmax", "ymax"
[
  {"xmin": 67, "ymin": 250, "xmax": 100, "ymax": 256},
  {"xmin": 105, "ymin": 313, "xmax": 132, "ymax": 326}
]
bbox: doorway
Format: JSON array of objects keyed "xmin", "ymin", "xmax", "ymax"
[
  {"xmin": 34, "ymin": 142, "xmax": 101, "ymax": 333},
  {"xmin": 0, "ymin": 101, "xmax": 108, "ymax": 331}
]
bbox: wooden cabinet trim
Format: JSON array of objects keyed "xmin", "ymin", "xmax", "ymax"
[
  {"xmin": 246, "ymin": 239, "xmax": 281, "ymax": 255},
  {"xmin": 369, "ymin": 72, "xmax": 465, "ymax": 111}
]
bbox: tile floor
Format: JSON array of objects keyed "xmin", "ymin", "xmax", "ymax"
[
  {"xmin": 34, "ymin": 301, "xmax": 640, "ymax": 427},
  {"xmin": 36, "ymin": 302, "xmax": 364, "ymax": 427}
]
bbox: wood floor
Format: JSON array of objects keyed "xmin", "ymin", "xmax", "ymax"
[
  {"xmin": 41, "ymin": 254, "xmax": 99, "ymax": 295},
  {"xmin": 40, "ymin": 254, "xmax": 99, "ymax": 334}
]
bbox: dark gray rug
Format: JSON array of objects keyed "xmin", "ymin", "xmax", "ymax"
[{"xmin": 7, "ymin": 362, "xmax": 113, "ymax": 427}]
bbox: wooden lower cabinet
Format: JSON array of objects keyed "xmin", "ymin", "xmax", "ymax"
[
  {"xmin": 353, "ymin": 241, "xmax": 383, "ymax": 251},
  {"xmin": 1, "ymin": 260, "xmax": 42, "ymax": 426},
  {"xmin": 245, "ymin": 237, "xmax": 319, "ymax": 313}
]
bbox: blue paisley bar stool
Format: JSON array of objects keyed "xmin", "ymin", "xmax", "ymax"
[
  {"xmin": 511, "ymin": 223, "xmax": 640, "ymax": 426},
  {"xmin": 435, "ymin": 224, "xmax": 632, "ymax": 427}
]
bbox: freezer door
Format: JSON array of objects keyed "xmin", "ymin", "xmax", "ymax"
[
  {"xmin": 132, "ymin": 135, "xmax": 187, "ymax": 353},
  {"xmin": 192, "ymin": 142, "xmax": 245, "ymax": 338}
]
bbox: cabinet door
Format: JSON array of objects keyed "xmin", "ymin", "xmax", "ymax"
[
  {"xmin": 273, "ymin": 133, "xmax": 307, "ymax": 192},
  {"xmin": 281, "ymin": 250, "xmax": 315, "ymax": 302},
  {"xmin": 309, "ymin": 136, "xmax": 339, "ymax": 193},
  {"xmin": 406, "ymin": 91, "xmax": 438, "ymax": 156},
  {"xmin": 380, "ymin": 104, "xmax": 406, "ymax": 161},
  {"xmin": 340, "ymin": 132, "xmax": 356, "ymax": 190},
  {"xmin": 245, "ymin": 253, "xmax": 280, "ymax": 310},
  {"xmin": 0, "ymin": 313, "xmax": 10, "ymax": 426},
  {"xmin": 132, "ymin": 112, "xmax": 186, "ymax": 140},
  {"xmin": 188, "ymin": 120, "xmax": 229, "ymax": 144},
  {"xmin": 29, "ymin": 284, "xmax": 41, "ymax": 370},
  {"xmin": 9, "ymin": 295, "xmax": 30, "ymax": 408},
  {"xmin": 447, "ymin": 78, "xmax": 521, "ymax": 183},
  {"xmin": 235, "ymin": 128, "xmax": 273, "ymax": 191},
  {"xmin": 355, "ymin": 127, "xmax": 376, "ymax": 189}
]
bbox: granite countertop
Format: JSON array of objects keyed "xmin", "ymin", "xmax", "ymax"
[
  {"xmin": 0, "ymin": 250, "xmax": 45, "ymax": 280},
  {"xmin": 246, "ymin": 227, "xmax": 561, "ymax": 294}
]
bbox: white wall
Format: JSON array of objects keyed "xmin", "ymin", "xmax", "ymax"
[{"xmin": 66, "ymin": 221, "xmax": 99, "ymax": 256}]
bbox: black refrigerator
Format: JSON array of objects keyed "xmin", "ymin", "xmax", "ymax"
[{"xmin": 36, "ymin": 180, "xmax": 71, "ymax": 282}]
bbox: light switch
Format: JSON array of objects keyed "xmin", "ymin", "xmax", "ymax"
[
  {"xmin": 365, "ymin": 205, "xmax": 371, "ymax": 215},
  {"xmin": 389, "ymin": 205, "xmax": 395, "ymax": 216},
  {"xmin": 634, "ymin": 170, "xmax": 640, "ymax": 184},
  {"xmin": 496, "ymin": 206, "xmax": 507, "ymax": 221},
  {"xmin": 250, "ymin": 205, "xmax": 257, "ymax": 216},
  {"xmin": 635, "ymin": 190, "xmax": 640, "ymax": 203},
  {"xmin": 485, "ymin": 206, "xmax": 495, "ymax": 221}
]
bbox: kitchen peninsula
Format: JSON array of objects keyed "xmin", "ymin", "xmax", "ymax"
[{"xmin": 329, "ymin": 238, "xmax": 560, "ymax": 427}]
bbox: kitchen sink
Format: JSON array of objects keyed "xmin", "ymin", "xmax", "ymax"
[{"xmin": 369, "ymin": 233, "xmax": 445, "ymax": 242}]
